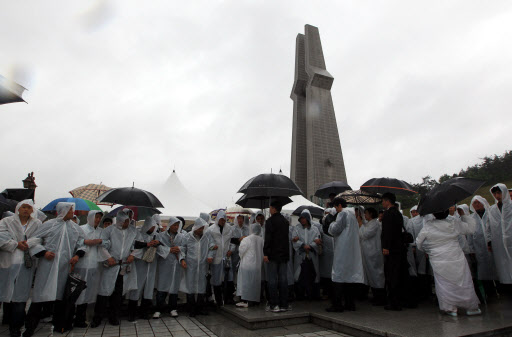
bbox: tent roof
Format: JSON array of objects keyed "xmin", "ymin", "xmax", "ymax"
[{"xmin": 158, "ymin": 170, "xmax": 212, "ymax": 218}]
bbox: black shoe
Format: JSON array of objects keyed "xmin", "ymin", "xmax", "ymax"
[
  {"xmin": 345, "ymin": 304, "xmax": 356, "ymax": 311},
  {"xmin": 9, "ymin": 328, "xmax": 21, "ymax": 337},
  {"xmin": 109, "ymin": 317, "xmax": 120, "ymax": 326},
  {"xmin": 384, "ymin": 305, "xmax": 402, "ymax": 311},
  {"xmin": 189, "ymin": 311, "xmax": 196, "ymax": 317},
  {"xmin": 197, "ymin": 309, "xmax": 209, "ymax": 316},
  {"xmin": 90, "ymin": 318, "xmax": 102, "ymax": 328},
  {"xmin": 21, "ymin": 329, "xmax": 34, "ymax": 337},
  {"xmin": 73, "ymin": 321, "xmax": 88, "ymax": 328},
  {"xmin": 325, "ymin": 306, "xmax": 344, "ymax": 312}
]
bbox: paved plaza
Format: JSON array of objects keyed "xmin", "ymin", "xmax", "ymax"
[{"xmin": 0, "ymin": 312, "xmax": 351, "ymax": 337}]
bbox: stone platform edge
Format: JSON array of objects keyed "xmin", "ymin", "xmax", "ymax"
[{"xmin": 219, "ymin": 306, "xmax": 512, "ymax": 337}]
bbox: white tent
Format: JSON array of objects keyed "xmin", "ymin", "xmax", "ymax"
[
  {"xmin": 158, "ymin": 170, "xmax": 212, "ymax": 219},
  {"xmin": 282, "ymin": 195, "xmax": 321, "ymax": 214}
]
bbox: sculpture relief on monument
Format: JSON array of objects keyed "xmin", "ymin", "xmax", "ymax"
[{"xmin": 290, "ymin": 24, "xmax": 348, "ymax": 203}]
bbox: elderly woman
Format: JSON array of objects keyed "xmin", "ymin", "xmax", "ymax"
[
  {"xmin": 0, "ymin": 200, "xmax": 42, "ymax": 337},
  {"xmin": 358, "ymin": 207, "xmax": 386, "ymax": 305},
  {"xmin": 416, "ymin": 209, "xmax": 480, "ymax": 316},
  {"xmin": 236, "ymin": 222, "xmax": 264, "ymax": 307}
]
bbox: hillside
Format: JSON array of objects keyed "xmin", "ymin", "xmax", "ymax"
[{"xmin": 402, "ymin": 179, "xmax": 512, "ymax": 217}]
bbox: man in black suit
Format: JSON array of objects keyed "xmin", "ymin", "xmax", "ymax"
[{"xmin": 381, "ymin": 192, "xmax": 405, "ymax": 310}]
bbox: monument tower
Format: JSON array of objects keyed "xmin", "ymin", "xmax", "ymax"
[{"xmin": 290, "ymin": 24, "xmax": 347, "ymax": 202}]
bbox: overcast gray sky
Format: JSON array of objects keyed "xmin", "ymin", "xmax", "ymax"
[{"xmin": 1, "ymin": 1, "xmax": 511, "ymax": 209}]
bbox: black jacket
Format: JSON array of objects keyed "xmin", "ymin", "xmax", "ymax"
[
  {"xmin": 381, "ymin": 206, "xmax": 404, "ymax": 255},
  {"xmin": 263, "ymin": 213, "xmax": 290, "ymax": 263}
]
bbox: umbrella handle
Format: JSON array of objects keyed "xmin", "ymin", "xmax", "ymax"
[{"xmin": 70, "ymin": 264, "xmax": 75, "ymax": 273}]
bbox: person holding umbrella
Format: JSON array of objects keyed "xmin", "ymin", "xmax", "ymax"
[
  {"xmin": 263, "ymin": 201, "xmax": 290, "ymax": 313},
  {"xmin": 24, "ymin": 202, "xmax": 86, "ymax": 336},
  {"xmin": 0, "ymin": 200, "xmax": 42, "ymax": 337},
  {"xmin": 416, "ymin": 209, "xmax": 480, "ymax": 316},
  {"xmin": 90, "ymin": 211, "xmax": 140, "ymax": 327},
  {"xmin": 408, "ymin": 206, "xmax": 432, "ymax": 301},
  {"xmin": 231, "ymin": 214, "xmax": 250, "ymax": 301}
]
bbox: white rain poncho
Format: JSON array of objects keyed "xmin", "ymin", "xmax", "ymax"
[
  {"xmin": 292, "ymin": 209, "xmax": 321, "ymax": 283},
  {"xmin": 319, "ymin": 208, "xmax": 335, "ymax": 279},
  {"xmin": 329, "ymin": 208, "xmax": 365, "ymax": 284},
  {"xmin": 469, "ymin": 196, "xmax": 496, "ymax": 280},
  {"xmin": 181, "ymin": 218, "xmax": 215, "ymax": 294},
  {"xmin": 283, "ymin": 213, "xmax": 295, "ymax": 286},
  {"xmin": 97, "ymin": 211, "xmax": 141, "ymax": 296},
  {"xmin": 231, "ymin": 215, "xmax": 250, "ymax": 282},
  {"xmin": 416, "ymin": 216, "xmax": 479, "ymax": 311},
  {"xmin": 128, "ymin": 216, "xmax": 166, "ymax": 300},
  {"xmin": 403, "ymin": 215, "xmax": 417, "ymax": 277},
  {"xmin": 0, "ymin": 199, "xmax": 42, "ymax": 302},
  {"xmin": 75, "ymin": 210, "xmax": 110, "ymax": 305},
  {"xmin": 156, "ymin": 217, "xmax": 185, "ymax": 294},
  {"xmin": 236, "ymin": 222, "xmax": 264, "ymax": 302},
  {"xmin": 489, "ymin": 183, "xmax": 512, "ymax": 284},
  {"xmin": 455, "ymin": 205, "xmax": 474, "ymax": 255},
  {"xmin": 359, "ymin": 217, "xmax": 385, "ymax": 289},
  {"xmin": 409, "ymin": 206, "xmax": 429, "ymax": 275},
  {"xmin": 152, "ymin": 214, "xmax": 162, "ymax": 229},
  {"xmin": 207, "ymin": 210, "xmax": 235, "ymax": 286},
  {"xmin": 30, "ymin": 202, "xmax": 86, "ymax": 302},
  {"xmin": 200, "ymin": 212, "xmax": 210, "ymax": 225}
]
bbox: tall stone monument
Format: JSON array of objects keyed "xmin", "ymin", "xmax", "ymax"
[{"xmin": 290, "ymin": 24, "xmax": 347, "ymax": 202}]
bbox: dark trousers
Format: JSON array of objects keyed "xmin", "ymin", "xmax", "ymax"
[
  {"xmin": 320, "ymin": 277, "xmax": 333, "ymax": 298},
  {"xmin": 6, "ymin": 302, "xmax": 26, "ymax": 335},
  {"xmin": 267, "ymin": 261, "xmax": 288, "ymax": 308},
  {"xmin": 74, "ymin": 304, "xmax": 87, "ymax": 325},
  {"xmin": 26, "ymin": 300, "xmax": 69, "ymax": 333},
  {"xmin": 186, "ymin": 294, "xmax": 205, "ymax": 314},
  {"xmin": 156, "ymin": 292, "xmax": 178, "ymax": 312},
  {"xmin": 93, "ymin": 273, "xmax": 123, "ymax": 323},
  {"xmin": 371, "ymin": 287, "xmax": 386, "ymax": 305},
  {"xmin": 384, "ymin": 254, "xmax": 402, "ymax": 307},
  {"xmin": 332, "ymin": 282, "xmax": 356, "ymax": 310}
]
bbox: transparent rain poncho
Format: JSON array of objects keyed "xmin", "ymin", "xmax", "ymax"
[
  {"xmin": 30, "ymin": 202, "xmax": 86, "ymax": 302},
  {"xmin": 0, "ymin": 199, "xmax": 42, "ymax": 302},
  {"xmin": 488, "ymin": 183, "xmax": 512, "ymax": 283},
  {"xmin": 97, "ymin": 211, "xmax": 141, "ymax": 296},
  {"xmin": 207, "ymin": 210, "xmax": 235, "ymax": 286},
  {"xmin": 292, "ymin": 209, "xmax": 321, "ymax": 283},
  {"xmin": 359, "ymin": 217, "xmax": 385, "ymax": 288},
  {"xmin": 416, "ymin": 217, "xmax": 479, "ymax": 311},
  {"xmin": 469, "ymin": 196, "xmax": 497, "ymax": 280},
  {"xmin": 129, "ymin": 216, "xmax": 167, "ymax": 300},
  {"xmin": 319, "ymin": 208, "xmax": 335, "ymax": 279},
  {"xmin": 156, "ymin": 216, "xmax": 185, "ymax": 294},
  {"xmin": 75, "ymin": 210, "xmax": 110, "ymax": 304},
  {"xmin": 180, "ymin": 218, "xmax": 215, "ymax": 294},
  {"xmin": 236, "ymin": 222, "xmax": 264, "ymax": 302},
  {"xmin": 328, "ymin": 208, "xmax": 365, "ymax": 284}
]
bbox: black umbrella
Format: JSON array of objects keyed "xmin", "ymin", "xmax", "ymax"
[
  {"xmin": 97, "ymin": 186, "xmax": 164, "ymax": 208},
  {"xmin": 0, "ymin": 75, "xmax": 27, "ymax": 105},
  {"xmin": 54, "ymin": 272, "xmax": 87, "ymax": 333},
  {"xmin": 336, "ymin": 189, "xmax": 382, "ymax": 205},
  {"xmin": 1, "ymin": 189, "xmax": 35, "ymax": 202},
  {"xmin": 361, "ymin": 177, "xmax": 417, "ymax": 195},
  {"xmin": 0, "ymin": 194, "xmax": 18, "ymax": 215},
  {"xmin": 292, "ymin": 205, "xmax": 325, "ymax": 219},
  {"xmin": 235, "ymin": 194, "xmax": 292, "ymax": 209},
  {"xmin": 108, "ymin": 205, "xmax": 161, "ymax": 221},
  {"xmin": 237, "ymin": 173, "xmax": 303, "ymax": 198},
  {"xmin": 417, "ymin": 177, "xmax": 485, "ymax": 216},
  {"xmin": 314, "ymin": 181, "xmax": 352, "ymax": 199}
]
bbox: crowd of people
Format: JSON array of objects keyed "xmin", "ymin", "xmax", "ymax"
[{"xmin": 0, "ymin": 183, "xmax": 511, "ymax": 337}]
